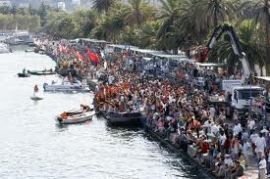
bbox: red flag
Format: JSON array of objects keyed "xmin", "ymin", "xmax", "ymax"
[
  {"xmin": 87, "ymin": 49, "xmax": 100, "ymax": 64},
  {"xmin": 76, "ymin": 51, "xmax": 84, "ymax": 61}
]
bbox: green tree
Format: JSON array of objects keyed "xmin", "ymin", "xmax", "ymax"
[
  {"xmin": 38, "ymin": 2, "xmax": 48, "ymax": 27},
  {"xmin": 44, "ymin": 12, "xmax": 75, "ymax": 39},
  {"xmin": 0, "ymin": 6, "xmax": 11, "ymax": 14},
  {"xmin": 92, "ymin": 2, "xmax": 128, "ymax": 42},
  {"xmin": 208, "ymin": 20, "xmax": 265, "ymax": 75},
  {"xmin": 246, "ymin": 0, "xmax": 270, "ymax": 74},
  {"xmin": 10, "ymin": 4, "xmax": 17, "ymax": 16},
  {"xmin": 156, "ymin": 0, "xmax": 182, "ymax": 52},
  {"xmin": 72, "ymin": 9, "xmax": 97, "ymax": 37},
  {"xmin": 93, "ymin": 0, "xmax": 116, "ymax": 14},
  {"xmin": 125, "ymin": 0, "xmax": 154, "ymax": 27},
  {"xmin": 27, "ymin": 4, "xmax": 35, "ymax": 15},
  {"xmin": 92, "ymin": 13, "xmax": 125, "ymax": 42},
  {"xmin": 194, "ymin": 0, "xmax": 239, "ymax": 28}
]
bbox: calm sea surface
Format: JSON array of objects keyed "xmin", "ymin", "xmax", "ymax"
[{"xmin": 0, "ymin": 51, "xmax": 210, "ymax": 179}]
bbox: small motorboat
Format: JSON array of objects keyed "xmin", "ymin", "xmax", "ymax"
[
  {"xmin": 57, "ymin": 105, "xmax": 94, "ymax": 124},
  {"xmin": 30, "ymin": 96, "xmax": 43, "ymax": 101},
  {"xmin": 25, "ymin": 49, "xmax": 35, "ymax": 53},
  {"xmin": 43, "ymin": 79, "xmax": 90, "ymax": 93},
  {"xmin": 30, "ymin": 91, "xmax": 43, "ymax": 101},
  {"xmin": 18, "ymin": 73, "xmax": 30, "ymax": 77},
  {"xmin": 30, "ymin": 86, "xmax": 43, "ymax": 101},
  {"xmin": 105, "ymin": 111, "xmax": 144, "ymax": 126},
  {"xmin": 56, "ymin": 111, "xmax": 94, "ymax": 124},
  {"xmin": 28, "ymin": 70, "xmax": 56, "ymax": 76}
]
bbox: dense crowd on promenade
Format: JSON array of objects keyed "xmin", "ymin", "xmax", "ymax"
[
  {"xmin": 94, "ymin": 52, "xmax": 270, "ymax": 179},
  {"xmin": 38, "ymin": 38, "xmax": 270, "ymax": 179},
  {"xmin": 35, "ymin": 37, "xmax": 104, "ymax": 79}
]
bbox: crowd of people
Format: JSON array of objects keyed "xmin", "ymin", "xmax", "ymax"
[
  {"xmin": 94, "ymin": 51, "xmax": 270, "ymax": 179},
  {"xmin": 39, "ymin": 37, "xmax": 270, "ymax": 179}
]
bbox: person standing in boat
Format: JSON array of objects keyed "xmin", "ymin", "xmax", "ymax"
[
  {"xmin": 34, "ymin": 85, "xmax": 39, "ymax": 93},
  {"xmin": 33, "ymin": 85, "xmax": 39, "ymax": 97}
]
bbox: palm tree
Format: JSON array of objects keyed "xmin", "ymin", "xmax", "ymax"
[
  {"xmin": 93, "ymin": 0, "xmax": 115, "ymax": 14},
  {"xmin": 138, "ymin": 21, "xmax": 159, "ymax": 48},
  {"xmin": 176, "ymin": 0, "xmax": 207, "ymax": 46},
  {"xmin": 195, "ymin": 0, "xmax": 241, "ymax": 28},
  {"xmin": 246, "ymin": 0, "xmax": 270, "ymax": 74},
  {"xmin": 125, "ymin": 0, "xmax": 155, "ymax": 27},
  {"xmin": 208, "ymin": 20, "xmax": 265, "ymax": 75},
  {"xmin": 156, "ymin": 0, "xmax": 182, "ymax": 52},
  {"xmin": 92, "ymin": 8, "xmax": 127, "ymax": 42}
]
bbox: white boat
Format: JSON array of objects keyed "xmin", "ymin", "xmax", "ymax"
[
  {"xmin": 30, "ymin": 92, "xmax": 43, "ymax": 101},
  {"xmin": 56, "ymin": 111, "xmax": 94, "ymax": 124},
  {"xmin": 30, "ymin": 96, "xmax": 43, "ymax": 101},
  {"xmin": 43, "ymin": 79, "xmax": 90, "ymax": 93}
]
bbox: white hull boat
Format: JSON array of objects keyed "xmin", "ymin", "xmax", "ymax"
[
  {"xmin": 30, "ymin": 96, "xmax": 43, "ymax": 101},
  {"xmin": 30, "ymin": 92, "xmax": 43, "ymax": 101},
  {"xmin": 56, "ymin": 111, "xmax": 94, "ymax": 124},
  {"xmin": 43, "ymin": 80, "xmax": 90, "ymax": 93}
]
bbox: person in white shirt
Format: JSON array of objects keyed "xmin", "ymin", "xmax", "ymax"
[
  {"xmin": 258, "ymin": 155, "xmax": 267, "ymax": 179},
  {"xmin": 255, "ymin": 133, "xmax": 266, "ymax": 159},
  {"xmin": 219, "ymin": 131, "xmax": 226, "ymax": 147},
  {"xmin": 209, "ymin": 105, "xmax": 215, "ymax": 119},
  {"xmin": 233, "ymin": 123, "xmax": 242, "ymax": 136},
  {"xmin": 242, "ymin": 140, "xmax": 252, "ymax": 167},
  {"xmin": 247, "ymin": 118, "xmax": 255, "ymax": 131},
  {"xmin": 250, "ymin": 132, "xmax": 258, "ymax": 144}
]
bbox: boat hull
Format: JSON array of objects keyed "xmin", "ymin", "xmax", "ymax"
[
  {"xmin": 28, "ymin": 70, "xmax": 55, "ymax": 76},
  {"xmin": 43, "ymin": 83, "xmax": 90, "ymax": 93},
  {"xmin": 57, "ymin": 111, "xmax": 94, "ymax": 124},
  {"xmin": 105, "ymin": 111, "xmax": 144, "ymax": 126},
  {"xmin": 30, "ymin": 96, "xmax": 43, "ymax": 101},
  {"xmin": 18, "ymin": 73, "xmax": 30, "ymax": 77}
]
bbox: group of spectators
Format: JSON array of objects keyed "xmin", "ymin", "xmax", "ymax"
[{"xmin": 94, "ymin": 51, "xmax": 270, "ymax": 179}]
